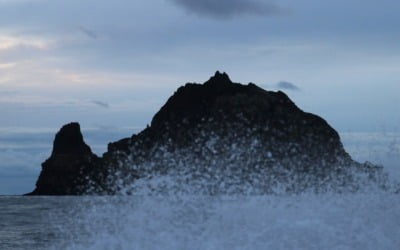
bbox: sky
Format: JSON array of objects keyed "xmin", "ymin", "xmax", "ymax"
[
  {"xmin": 0, "ymin": 0, "xmax": 399, "ymax": 132},
  {"xmin": 0, "ymin": 0, "xmax": 400, "ymax": 194}
]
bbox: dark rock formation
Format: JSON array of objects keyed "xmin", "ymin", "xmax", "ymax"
[
  {"xmin": 27, "ymin": 123, "xmax": 101, "ymax": 195},
  {"xmin": 28, "ymin": 72, "xmax": 387, "ymax": 195}
]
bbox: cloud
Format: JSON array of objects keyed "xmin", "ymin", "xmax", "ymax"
[
  {"xmin": 78, "ymin": 26, "xmax": 98, "ymax": 39},
  {"xmin": 170, "ymin": 0, "xmax": 279, "ymax": 19},
  {"xmin": 92, "ymin": 100, "xmax": 109, "ymax": 108},
  {"xmin": 0, "ymin": 92, "xmax": 113, "ymax": 109},
  {"xmin": 0, "ymin": 62, "xmax": 16, "ymax": 69},
  {"xmin": 0, "ymin": 35, "xmax": 52, "ymax": 51},
  {"xmin": 276, "ymin": 81, "xmax": 300, "ymax": 91}
]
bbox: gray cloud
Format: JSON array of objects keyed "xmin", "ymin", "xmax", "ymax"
[
  {"xmin": 92, "ymin": 100, "xmax": 109, "ymax": 108},
  {"xmin": 78, "ymin": 25, "xmax": 98, "ymax": 39},
  {"xmin": 171, "ymin": 0, "xmax": 279, "ymax": 19},
  {"xmin": 276, "ymin": 81, "xmax": 300, "ymax": 91}
]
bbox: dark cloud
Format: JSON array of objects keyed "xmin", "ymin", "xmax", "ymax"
[
  {"xmin": 276, "ymin": 81, "xmax": 301, "ymax": 91},
  {"xmin": 171, "ymin": 0, "xmax": 279, "ymax": 19},
  {"xmin": 78, "ymin": 26, "xmax": 98, "ymax": 39},
  {"xmin": 92, "ymin": 100, "xmax": 109, "ymax": 108}
]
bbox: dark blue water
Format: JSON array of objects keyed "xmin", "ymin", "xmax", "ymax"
[
  {"xmin": 0, "ymin": 196, "xmax": 61, "ymax": 250},
  {"xmin": 1, "ymin": 193, "xmax": 400, "ymax": 250}
]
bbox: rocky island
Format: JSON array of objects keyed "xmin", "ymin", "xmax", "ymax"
[{"xmin": 27, "ymin": 72, "xmax": 386, "ymax": 195}]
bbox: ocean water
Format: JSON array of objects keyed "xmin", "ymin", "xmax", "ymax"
[
  {"xmin": 0, "ymin": 130, "xmax": 399, "ymax": 249},
  {"xmin": 1, "ymin": 193, "xmax": 400, "ymax": 250}
]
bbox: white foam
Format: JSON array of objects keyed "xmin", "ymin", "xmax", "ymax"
[{"xmin": 50, "ymin": 192, "xmax": 400, "ymax": 250}]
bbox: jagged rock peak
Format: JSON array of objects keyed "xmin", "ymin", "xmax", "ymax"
[
  {"xmin": 205, "ymin": 71, "xmax": 232, "ymax": 85},
  {"xmin": 51, "ymin": 122, "xmax": 92, "ymax": 156}
]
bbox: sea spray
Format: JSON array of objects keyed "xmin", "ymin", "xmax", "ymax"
[{"xmin": 45, "ymin": 192, "xmax": 400, "ymax": 250}]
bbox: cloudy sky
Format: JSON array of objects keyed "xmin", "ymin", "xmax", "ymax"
[
  {"xmin": 0, "ymin": 0, "xmax": 400, "ymax": 193},
  {"xmin": 0, "ymin": 0, "xmax": 399, "ymax": 132}
]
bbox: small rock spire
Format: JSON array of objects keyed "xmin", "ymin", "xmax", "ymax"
[{"xmin": 51, "ymin": 122, "xmax": 92, "ymax": 156}]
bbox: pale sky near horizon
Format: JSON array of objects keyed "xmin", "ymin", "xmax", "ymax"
[{"xmin": 0, "ymin": 0, "xmax": 399, "ymax": 133}]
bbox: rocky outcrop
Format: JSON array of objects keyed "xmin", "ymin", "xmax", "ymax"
[
  {"xmin": 28, "ymin": 72, "xmax": 387, "ymax": 195},
  {"xmin": 27, "ymin": 123, "xmax": 101, "ymax": 195}
]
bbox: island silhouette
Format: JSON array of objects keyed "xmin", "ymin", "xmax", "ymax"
[{"xmin": 27, "ymin": 72, "xmax": 386, "ymax": 195}]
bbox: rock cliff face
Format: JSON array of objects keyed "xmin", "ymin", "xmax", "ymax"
[
  {"xmin": 28, "ymin": 72, "xmax": 386, "ymax": 195},
  {"xmin": 27, "ymin": 123, "xmax": 101, "ymax": 195}
]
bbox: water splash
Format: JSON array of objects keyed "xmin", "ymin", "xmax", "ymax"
[{"xmin": 47, "ymin": 193, "xmax": 400, "ymax": 250}]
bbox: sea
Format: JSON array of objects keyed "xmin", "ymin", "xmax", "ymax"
[{"xmin": 0, "ymin": 129, "xmax": 399, "ymax": 250}]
